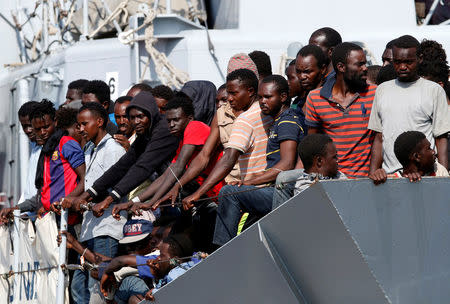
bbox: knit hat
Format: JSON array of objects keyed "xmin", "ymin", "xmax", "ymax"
[{"xmin": 227, "ymin": 53, "xmax": 259, "ymax": 79}]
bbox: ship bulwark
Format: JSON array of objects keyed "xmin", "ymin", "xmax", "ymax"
[{"xmin": 151, "ymin": 178, "xmax": 450, "ymax": 304}]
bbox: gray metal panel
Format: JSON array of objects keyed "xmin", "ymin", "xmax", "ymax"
[
  {"xmin": 320, "ymin": 178, "xmax": 450, "ymax": 304},
  {"xmin": 258, "ymin": 182, "xmax": 389, "ymax": 303},
  {"xmin": 151, "ymin": 179, "xmax": 450, "ymax": 303},
  {"xmin": 152, "ymin": 180, "xmax": 391, "ymax": 304},
  {"xmin": 143, "ymin": 15, "xmax": 202, "ymax": 37},
  {"xmin": 63, "ymin": 38, "xmax": 133, "ymax": 99},
  {"xmin": 152, "ymin": 223, "xmax": 301, "ymax": 304}
]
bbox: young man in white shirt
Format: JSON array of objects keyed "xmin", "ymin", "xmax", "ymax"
[
  {"xmin": 368, "ymin": 35, "xmax": 450, "ymax": 182},
  {"xmin": 64, "ymin": 102, "xmax": 126, "ymax": 304},
  {"xmin": 17, "ymin": 101, "xmax": 41, "ymax": 204}
]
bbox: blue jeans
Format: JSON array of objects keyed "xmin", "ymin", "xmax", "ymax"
[
  {"xmin": 114, "ymin": 276, "xmax": 150, "ymax": 304},
  {"xmin": 272, "ymin": 169, "xmax": 304, "ymax": 210},
  {"xmin": 71, "ymin": 236, "xmax": 119, "ymax": 304},
  {"xmin": 213, "ymin": 185, "xmax": 273, "ymax": 246}
]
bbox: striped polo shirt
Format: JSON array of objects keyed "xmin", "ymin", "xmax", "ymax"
[
  {"xmin": 226, "ymin": 101, "xmax": 273, "ymax": 180},
  {"xmin": 305, "ymin": 75, "xmax": 376, "ymax": 178}
]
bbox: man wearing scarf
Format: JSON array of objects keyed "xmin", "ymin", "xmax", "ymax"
[{"xmin": 0, "ymin": 100, "xmax": 85, "ymax": 223}]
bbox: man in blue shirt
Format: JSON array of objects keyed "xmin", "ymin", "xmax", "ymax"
[
  {"xmin": 57, "ymin": 218, "xmax": 159, "ymax": 304},
  {"xmin": 17, "ymin": 101, "xmax": 41, "ymax": 204},
  {"xmin": 213, "ymin": 75, "xmax": 305, "ymax": 246},
  {"xmin": 285, "ymin": 60, "xmax": 308, "ymax": 133},
  {"xmin": 293, "ymin": 44, "xmax": 328, "ymax": 125},
  {"xmin": 308, "ymin": 27, "xmax": 342, "ymax": 83},
  {"xmin": 81, "ymin": 80, "xmax": 118, "ymax": 136},
  {"xmin": 142, "ymin": 234, "xmax": 201, "ymax": 301},
  {"xmin": 272, "ymin": 134, "xmax": 346, "ymax": 209},
  {"xmin": 100, "ymin": 232, "xmax": 197, "ymax": 303}
]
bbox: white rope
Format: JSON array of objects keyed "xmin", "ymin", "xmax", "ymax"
[
  {"xmin": 117, "ymin": 9, "xmax": 153, "ymax": 44},
  {"xmin": 168, "ymin": 165, "xmax": 183, "ymax": 190},
  {"xmin": 105, "ymin": 4, "xmax": 190, "ymax": 88},
  {"xmin": 30, "ymin": 29, "xmax": 42, "ymax": 60},
  {"xmin": 61, "ymin": 0, "xmax": 77, "ymax": 32},
  {"xmin": 88, "ymin": 0, "xmax": 130, "ymax": 38},
  {"xmin": 134, "ymin": 9, "xmax": 189, "ymax": 88}
]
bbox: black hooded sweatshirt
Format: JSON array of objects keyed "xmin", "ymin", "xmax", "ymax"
[
  {"xmin": 87, "ymin": 91, "xmax": 179, "ymax": 201},
  {"xmin": 180, "ymin": 80, "xmax": 217, "ymax": 126}
]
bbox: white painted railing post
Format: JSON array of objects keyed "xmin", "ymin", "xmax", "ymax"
[
  {"xmin": 166, "ymin": 0, "xmax": 171, "ymax": 14},
  {"xmin": 12, "ymin": 209, "xmax": 20, "ymax": 302},
  {"xmin": 81, "ymin": 0, "xmax": 89, "ymax": 40},
  {"xmin": 56, "ymin": 208, "xmax": 68, "ymax": 304}
]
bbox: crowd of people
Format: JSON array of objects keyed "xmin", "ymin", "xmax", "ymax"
[{"xmin": 1, "ymin": 26, "xmax": 450, "ymax": 303}]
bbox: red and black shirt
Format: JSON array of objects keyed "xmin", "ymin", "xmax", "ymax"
[{"xmin": 305, "ymin": 75, "xmax": 376, "ymax": 178}]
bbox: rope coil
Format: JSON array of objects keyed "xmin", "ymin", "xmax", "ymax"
[{"xmin": 141, "ymin": 9, "xmax": 189, "ymax": 88}]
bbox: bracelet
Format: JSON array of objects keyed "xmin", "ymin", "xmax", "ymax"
[
  {"xmin": 80, "ymin": 248, "xmax": 88, "ymax": 266},
  {"xmin": 111, "ymin": 190, "xmax": 121, "ymax": 201},
  {"xmin": 131, "ymin": 196, "xmax": 141, "ymax": 203},
  {"xmin": 87, "ymin": 187, "xmax": 98, "ymax": 197}
]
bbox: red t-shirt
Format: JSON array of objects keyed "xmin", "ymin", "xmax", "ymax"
[{"xmin": 172, "ymin": 121, "xmax": 223, "ymax": 198}]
